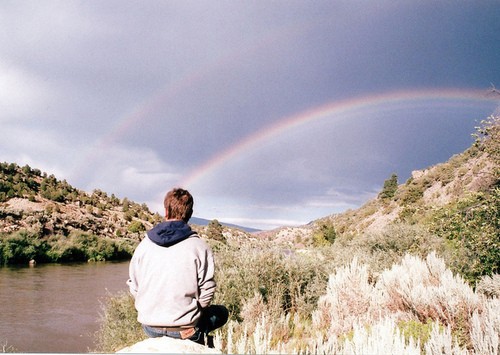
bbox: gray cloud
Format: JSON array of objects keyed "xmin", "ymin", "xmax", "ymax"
[{"xmin": 1, "ymin": 1, "xmax": 499, "ymax": 229}]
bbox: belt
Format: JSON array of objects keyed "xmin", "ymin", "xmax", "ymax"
[{"xmin": 149, "ymin": 326, "xmax": 196, "ymax": 339}]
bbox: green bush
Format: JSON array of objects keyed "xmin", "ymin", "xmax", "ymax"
[
  {"xmin": 379, "ymin": 173, "xmax": 398, "ymax": 200},
  {"xmin": 312, "ymin": 220, "xmax": 337, "ymax": 246},
  {"xmin": 0, "ymin": 230, "xmax": 136, "ymax": 265},
  {"xmin": 397, "ymin": 180, "xmax": 424, "ymax": 205},
  {"xmin": 212, "ymin": 241, "xmax": 331, "ymax": 322},
  {"xmin": 0, "ymin": 230, "xmax": 50, "ymax": 265},
  {"xmin": 207, "ymin": 219, "xmax": 226, "ymax": 242},
  {"xmin": 398, "ymin": 319, "xmax": 435, "ymax": 349},
  {"xmin": 430, "ymin": 188, "xmax": 500, "ymax": 283},
  {"xmin": 93, "ymin": 291, "xmax": 145, "ymax": 353},
  {"xmin": 127, "ymin": 220, "xmax": 146, "ymax": 234}
]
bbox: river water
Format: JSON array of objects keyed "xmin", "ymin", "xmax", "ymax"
[{"xmin": 0, "ymin": 261, "xmax": 130, "ymax": 353}]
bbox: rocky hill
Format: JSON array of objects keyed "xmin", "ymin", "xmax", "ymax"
[
  {"xmin": 0, "ymin": 162, "xmax": 161, "ymax": 242},
  {"xmin": 0, "ymin": 162, "xmax": 256, "ymax": 264},
  {"xmin": 329, "ymin": 143, "xmax": 497, "ymax": 236},
  {"xmin": 256, "ymin": 115, "xmax": 499, "ymax": 261}
]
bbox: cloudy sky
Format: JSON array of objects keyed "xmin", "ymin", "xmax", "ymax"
[{"xmin": 1, "ymin": 1, "xmax": 499, "ymax": 230}]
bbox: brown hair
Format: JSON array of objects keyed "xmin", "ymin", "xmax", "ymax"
[{"xmin": 164, "ymin": 188, "xmax": 194, "ymax": 222}]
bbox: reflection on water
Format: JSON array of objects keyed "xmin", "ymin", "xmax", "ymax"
[{"xmin": 0, "ymin": 261, "xmax": 129, "ymax": 353}]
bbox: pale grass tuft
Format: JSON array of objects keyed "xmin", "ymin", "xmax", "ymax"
[
  {"xmin": 340, "ymin": 317, "xmax": 421, "ymax": 355},
  {"xmin": 476, "ymin": 274, "xmax": 500, "ymax": 298},
  {"xmin": 1, "ymin": 340, "xmax": 16, "ymax": 353},
  {"xmin": 470, "ymin": 297, "xmax": 500, "ymax": 355},
  {"xmin": 235, "ymin": 325, "xmax": 248, "ymax": 354},
  {"xmin": 378, "ymin": 252, "xmax": 481, "ymax": 330},
  {"xmin": 101, "ymin": 252, "xmax": 498, "ymax": 354},
  {"xmin": 424, "ymin": 322, "xmax": 468, "ymax": 355},
  {"xmin": 212, "ymin": 329, "xmax": 223, "ymax": 352},
  {"xmin": 312, "ymin": 258, "xmax": 383, "ymax": 338},
  {"xmin": 252, "ymin": 316, "xmax": 273, "ymax": 354}
]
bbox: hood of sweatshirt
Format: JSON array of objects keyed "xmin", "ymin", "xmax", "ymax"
[{"xmin": 147, "ymin": 220, "xmax": 196, "ymax": 247}]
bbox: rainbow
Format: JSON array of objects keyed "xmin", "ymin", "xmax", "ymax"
[
  {"xmin": 69, "ymin": 24, "xmax": 305, "ymax": 183},
  {"xmin": 179, "ymin": 87, "xmax": 499, "ymax": 188}
]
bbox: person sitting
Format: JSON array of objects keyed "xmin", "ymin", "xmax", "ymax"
[{"xmin": 127, "ymin": 187, "xmax": 228, "ymax": 347}]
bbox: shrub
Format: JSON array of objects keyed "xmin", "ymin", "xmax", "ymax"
[
  {"xmin": 213, "ymin": 241, "xmax": 330, "ymax": 322},
  {"xmin": 312, "ymin": 258, "xmax": 379, "ymax": 339},
  {"xmin": 398, "ymin": 319, "xmax": 434, "ymax": 348},
  {"xmin": 312, "ymin": 220, "xmax": 337, "ymax": 246},
  {"xmin": 475, "ymin": 274, "xmax": 500, "ymax": 298},
  {"xmin": 340, "ymin": 317, "xmax": 421, "ymax": 355},
  {"xmin": 328, "ymin": 223, "xmax": 446, "ymax": 275},
  {"xmin": 0, "ymin": 230, "xmax": 50, "ymax": 264},
  {"xmin": 207, "ymin": 219, "xmax": 226, "ymax": 242},
  {"xmin": 0, "ymin": 230, "xmax": 135, "ymax": 265},
  {"xmin": 430, "ymin": 188, "xmax": 500, "ymax": 283},
  {"xmin": 379, "ymin": 173, "xmax": 398, "ymax": 200},
  {"xmin": 97, "ymin": 251, "xmax": 500, "ymax": 354},
  {"xmin": 93, "ymin": 291, "xmax": 146, "ymax": 353},
  {"xmin": 127, "ymin": 220, "xmax": 146, "ymax": 234}
]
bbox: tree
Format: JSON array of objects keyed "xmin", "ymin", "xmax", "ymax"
[
  {"xmin": 313, "ymin": 220, "xmax": 337, "ymax": 246},
  {"xmin": 379, "ymin": 173, "xmax": 398, "ymax": 200},
  {"xmin": 207, "ymin": 219, "xmax": 225, "ymax": 242},
  {"xmin": 128, "ymin": 220, "xmax": 146, "ymax": 234}
]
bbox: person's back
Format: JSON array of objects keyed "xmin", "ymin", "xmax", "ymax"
[{"xmin": 127, "ymin": 188, "xmax": 228, "ymax": 346}]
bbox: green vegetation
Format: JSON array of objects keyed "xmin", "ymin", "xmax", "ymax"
[
  {"xmin": 206, "ymin": 219, "xmax": 226, "ymax": 243},
  {"xmin": 430, "ymin": 188, "xmax": 500, "ymax": 283},
  {"xmin": 0, "ymin": 162, "xmax": 159, "ymax": 265},
  {"xmin": 0, "ymin": 230, "xmax": 135, "ymax": 264},
  {"xmin": 312, "ymin": 219, "xmax": 337, "ymax": 246},
  {"xmin": 94, "ymin": 291, "xmax": 146, "ymax": 352},
  {"xmin": 398, "ymin": 319, "xmax": 435, "ymax": 349},
  {"xmin": 379, "ymin": 173, "xmax": 398, "ymax": 200},
  {"xmin": 127, "ymin": 220, "xmax": 146, "ymax": 234}
]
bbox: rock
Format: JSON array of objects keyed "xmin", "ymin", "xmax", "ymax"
[{"xmin": 116, "ymin": 336, "xmax": 221, "ymax": 354}]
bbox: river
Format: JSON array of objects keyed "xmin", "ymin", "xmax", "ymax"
[{"xmin": 0, "ymin": 261, "xmax": 130, "ymax": 353}]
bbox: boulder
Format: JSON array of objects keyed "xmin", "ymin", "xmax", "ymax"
[{"xmin": 116, "ymin": 336, "xmax": 221, "ymax": 354}]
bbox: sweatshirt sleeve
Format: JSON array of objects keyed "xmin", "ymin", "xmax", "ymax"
[
  {"xmin": 126, "ymin": 241, "xmax": 142, "ymax": 298},
  {"xmin": 197, "ymin": 245, "xmax": 216, "ymax": 308}
]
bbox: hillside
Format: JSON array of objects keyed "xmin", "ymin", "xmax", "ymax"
[
  {"xmin": 329, "ymin": 144, "xmax": 496, "ymax": 236},
  {"xmin": 255, "ymin": 115, "xmax": 499, "ymax": 282},
  {"xmin": 0, "ymin": 163, "xmax": 163, "ymax": 239},
  {"xmin": 0, "ymin": 164, "xmax": 255, "ymax": 264},
  {"xmin": 253, "ymin": 143, "xmax": 497, "ymax": 249}
]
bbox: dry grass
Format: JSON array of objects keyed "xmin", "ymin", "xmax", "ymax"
[
  {"xmin": 217, "ymin": 252, "xmax": 499, "ymax": 354},
  {"xmin": 97, "ymin": 234, "xmax": 499, "ymax": 354}
]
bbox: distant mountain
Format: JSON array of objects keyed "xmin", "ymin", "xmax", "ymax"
[{"xmin": 190, "ymin": 216, "xmax": 260, "ymax": 233}]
